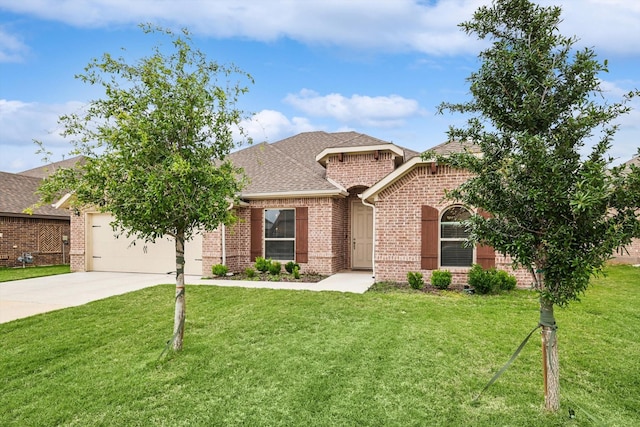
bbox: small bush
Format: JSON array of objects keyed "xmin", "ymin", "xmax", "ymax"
[
  {"xmin": 255, "ymin": 257, "xmax": 271, "ymax": 273},
  {"xmin": 293, "ymin": 266, "xmax": 300, "ymax": 280},
  {"xmin": 245, "ymin": 267, "xmax": 256, "ymax": 278},
  {"xmin": 285, "ymin": 261, "xmax": 300, "ymax": 274},
  {"xmin": 468, "ymin": 264, "xmax": 499, "ymax": 294},
  {"xmin": 212, "ymin": 264, "xmax": 228, "ymax": 276},
  {"xmin": 268, "ymin": 261, "xmax": 282, "ymax": 276},
  {"xmin": 496, "ymin": 269, "xmax": 517, "ymax": 291},
  {"xmin": 431, "ymin": 270, "xmax": 452, "ymax": 290},
  {"xmin": 407, "ymin": 271, "xmax": 424, "ymax": 290}
]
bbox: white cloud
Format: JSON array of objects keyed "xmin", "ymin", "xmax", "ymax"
[
  {"xmin": 284, "ymin": 89, "xmax": 424, "ymax": 128},
  {"xmin": 2, "ymin": 0, "xmax": 638, "ymax": 55},
  {"xmin": 0, "ymin": 99, "xmax": 82, "ymax": 171},
  {"xmin": 0, "ymin": 27, "xmax": 28, "ymax": 62},
  {"xmin": 236, "ymin": 109, "xmax": 318, "ymax": 144},
  {"xmin": 0, "ymin": 99, "xmax": 85, "ymax": 147}
]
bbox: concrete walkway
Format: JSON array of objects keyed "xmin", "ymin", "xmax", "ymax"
[{"xmin": 0, "ymin": 271, "xmax": 374, "ymax": 323}]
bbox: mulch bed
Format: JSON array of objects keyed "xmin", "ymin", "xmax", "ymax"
[{"xmin": 208, "ymin": 271, "xmax": 327, "ymax": 283}]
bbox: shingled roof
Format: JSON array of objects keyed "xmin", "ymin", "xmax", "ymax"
[
  {"xmin": 0, "ymin": 171, "xmax": 69, "ymax": 219},
  {"xmin": 229, "ymin": 131, "xmax": 420, "ymax": 197},
  {"xmin": 18, "ymin": 156, "xmax": 85, "ymax": 179}
]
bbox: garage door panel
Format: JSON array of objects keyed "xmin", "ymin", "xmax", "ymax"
[{"xmin": 89, "ymin": 214, "xmax": 202, "ymax": 275}]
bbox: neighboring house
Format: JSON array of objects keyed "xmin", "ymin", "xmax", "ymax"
[{"xmin": 0, "ymin": 158, "xmax": 80, "ymax": 267}]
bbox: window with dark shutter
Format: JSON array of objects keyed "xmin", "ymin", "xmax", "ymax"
[
  {"xmin": 295, "ymin": 207, "xmax": 308, "ymax": 263},
  {"xmin": 476, "ymin": 209, "xmax": 495, "ymax": 268},
  {"xmin": 250, "ymin": 208, "xmax": 262, "ymax": 262},
  {"xmin": 421, "ymin": 205, "xmax": 438, "ymax": 270},
  {"xmin": 264, "ymin": 209, "xmax": 295, "ymax": 260},
  {"xmin": 440, "ymin": 206, "xmax": 473, "ymax": 267}
]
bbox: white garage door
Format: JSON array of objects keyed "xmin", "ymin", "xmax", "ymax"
[{"xmin": 88, "ymin": 213, "xmax": 203, "ymax": 275}]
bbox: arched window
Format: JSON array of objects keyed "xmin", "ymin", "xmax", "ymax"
[{"xmin": 440, "ymin": 206, "xmax": 473, "ymax": 267}]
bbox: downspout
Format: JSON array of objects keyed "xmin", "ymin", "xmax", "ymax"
[
  {"xmin": 360, "ymin": 196, "xmax": 376, "ymax": 280},
  {"xmin": 221, "ymin": 224, "xmax": 226, "ymax": 266}
]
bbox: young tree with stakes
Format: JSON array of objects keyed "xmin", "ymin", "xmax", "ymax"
[
  {"xmin": 431, "ymin": 0, "xmax": 640, "ymax": 411},
  {"xmin": 37, "ymin": 25, "xmax": 253, "ymax": 352}
]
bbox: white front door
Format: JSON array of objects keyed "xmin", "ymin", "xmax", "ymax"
[{"xmin": 351, "ymin": 202, "xmax": 373, "ymax": 269}]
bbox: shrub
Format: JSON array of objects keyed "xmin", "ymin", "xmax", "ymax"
[
  {"xmin": 496, "ymin": 269, "xmax": 517, "ymax": 291},
  {"xmin": 255, "ymin": 257, "xmax": 271, "ymax": 273},
  {"xmin": 293, "ymin": 266, "xmax": 300, "ymax": 280},
  {"xmin": 244, "ymin": 267, "xmax": 256, "ymax": 278},
  {"xmin": 268, "ymin": 261, "xmax": 282, "ymax": 276},
  {"xmin": 285, "ymin": 261, "xmax": 300, "ymax": 274},
  {"xmin": 467, "ymin": 264, "xmax": 499, "ymax": 294},
  {"xmin": 211, "ymin": 264, "xmax": 228, "ymax": 276},
  {"xmin": 407, "ymin": 271, "xmax": 424, "ymax": 290},
  {"xmin": 431, "ymin": 270, "xmax": 452, "ymax": 290}
]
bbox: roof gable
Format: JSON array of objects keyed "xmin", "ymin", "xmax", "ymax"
[{"xmin": 230, "ymin": 131, "xmax": 419, "ymax": 198}]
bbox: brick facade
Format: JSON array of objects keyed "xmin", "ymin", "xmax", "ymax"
[
  {"xmin": 325, "ymin": 152, "xmax": 396, "ymax": 189},
  {"xmin": 372, "ymin": 164, "xmax": 530, "ymax": 286},
  {"xmin": 69, "ymin": 211, "xmax": 86, "ymax": 272},
  {"xmin": 0, "ymin": 216, "xmax": 71, "ymax": 268},
  {"xmin": 612, "ymin": 238, "xmax": 640, "ymax": 265},
  {"xmin": 202, "ymin": 197, "xmax": 349, "ymax": 276}
]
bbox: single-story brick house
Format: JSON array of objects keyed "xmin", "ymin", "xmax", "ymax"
[
  {"xmin": 0, "ymin": 157, "xmax": 82, "ymax": 267},
  {"xmin": 63, "ymin": 131, "xmax": 638, "ymax": 284},
  {"xmin": 63, "ymin": 131, "xmax": 530, "ymax": 285}
]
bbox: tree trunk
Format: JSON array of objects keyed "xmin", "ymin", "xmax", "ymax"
[
  {"xmin": 540, "ymin": 297, "xmax": 559, "ymax": 411},
  {"xmin": 173, "ymin": 232, "xmax": 186, "ymax": 351}
]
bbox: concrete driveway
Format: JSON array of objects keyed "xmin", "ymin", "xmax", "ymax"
[{"xmin": 0, "ymin": 271, "xmax": 374, "ymax": 323}]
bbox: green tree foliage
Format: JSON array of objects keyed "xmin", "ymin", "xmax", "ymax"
[
  {"xmin": 431, "ymin": 0, "xmax": 640, "ymax": 410},
  {"xmin": 37, "ymin": 25, "xmax": 253, "ymax": 351}
]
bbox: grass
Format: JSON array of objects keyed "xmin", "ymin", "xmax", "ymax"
[
  {"xmin": 0, "ymin": 264, "xmax": 70, "ymax": 282},
  {"xmin": 0, "ymin": 265, "xmax": 638, "ymax": 426}
]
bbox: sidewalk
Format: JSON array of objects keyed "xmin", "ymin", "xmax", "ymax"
[{"xmin": 0, "ymin": 271, "xmax": 374, "ymax": 323}]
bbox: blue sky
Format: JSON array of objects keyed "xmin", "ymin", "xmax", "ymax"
[{"xmin": 1, "ymin": 0, "xmax": 638, "ymax": 173}]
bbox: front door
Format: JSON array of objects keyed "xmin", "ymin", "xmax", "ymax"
[{"xmin": 351, "ymin": 202, "xmax": 373, "ymax": 269}]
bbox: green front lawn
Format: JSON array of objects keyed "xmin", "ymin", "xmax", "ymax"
[
  {"xmin": 0, "ymin": 264, "xmax": 70, "ymax": 282},
  {"xmin": 1, "ymin": 265, "xmax": 638, "ymax": 426}
]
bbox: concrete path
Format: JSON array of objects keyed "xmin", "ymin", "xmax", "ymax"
[{"xmin": 0, "ymin": 271, "xmax": 374, "ymax": 323}]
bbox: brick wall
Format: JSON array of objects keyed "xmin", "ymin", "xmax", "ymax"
[
  {"xmin": 0, "ymin": 216, "xmax": 71, "ymax": 267},
  {"xmin": 611, "ymin": 238, "xmax": 640, "ymax": 265},
  {"xmin": 326, "ymin": 152, "xmax": 396, "ymax": 189},
  {"xmin": 202, "ymin": 197, "xmax": 348, "ymax": 276},
  {"xmin": 373, "ymin": 164, "xmax": 530, "ymax": 286},
  {"xmin": 69, "ymin": 211, "xmax": 86, "ymax": 272}
]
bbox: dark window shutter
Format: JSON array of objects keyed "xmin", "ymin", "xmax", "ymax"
[
  {"xmin": 476, "ymin": 208, "xmax": 495, "ymax": 268},
  {"xmin": 295, "ymin": 207, "xmax": 308, "ymax": 263},
  {"xmin": 250, "ymin": 208, "xmax": 262, "ymax": 262},
  {"xmin": 421, "ymin": 205, "xmax": 438, "ymax": 270}
]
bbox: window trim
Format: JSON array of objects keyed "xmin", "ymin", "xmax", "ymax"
[
  {"xmin": 264, "ymin": 208, "xmax": 296, "ymax": 261},
  {"xmin": 439, "ymin": 205, "xmax": 473, "ymax": 268}
]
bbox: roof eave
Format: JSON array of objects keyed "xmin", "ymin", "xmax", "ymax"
[
  {"xmin": 0, "ymin": 211, "xmax": 70, "ymax": 220},
  {"xmin": 240, "ymin": 189, "xmax": 349, "ymax": 200},
  {"xmin": 53, "ymin": 192, "xmax": 75, "ymax": 209},
  {"xmin": 315, "ymin": 144, "xmax": 406, "ymax": 167},
  {"xmin": 361, "ymin": 156, "xmax": 432, "ymax": 204}
]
